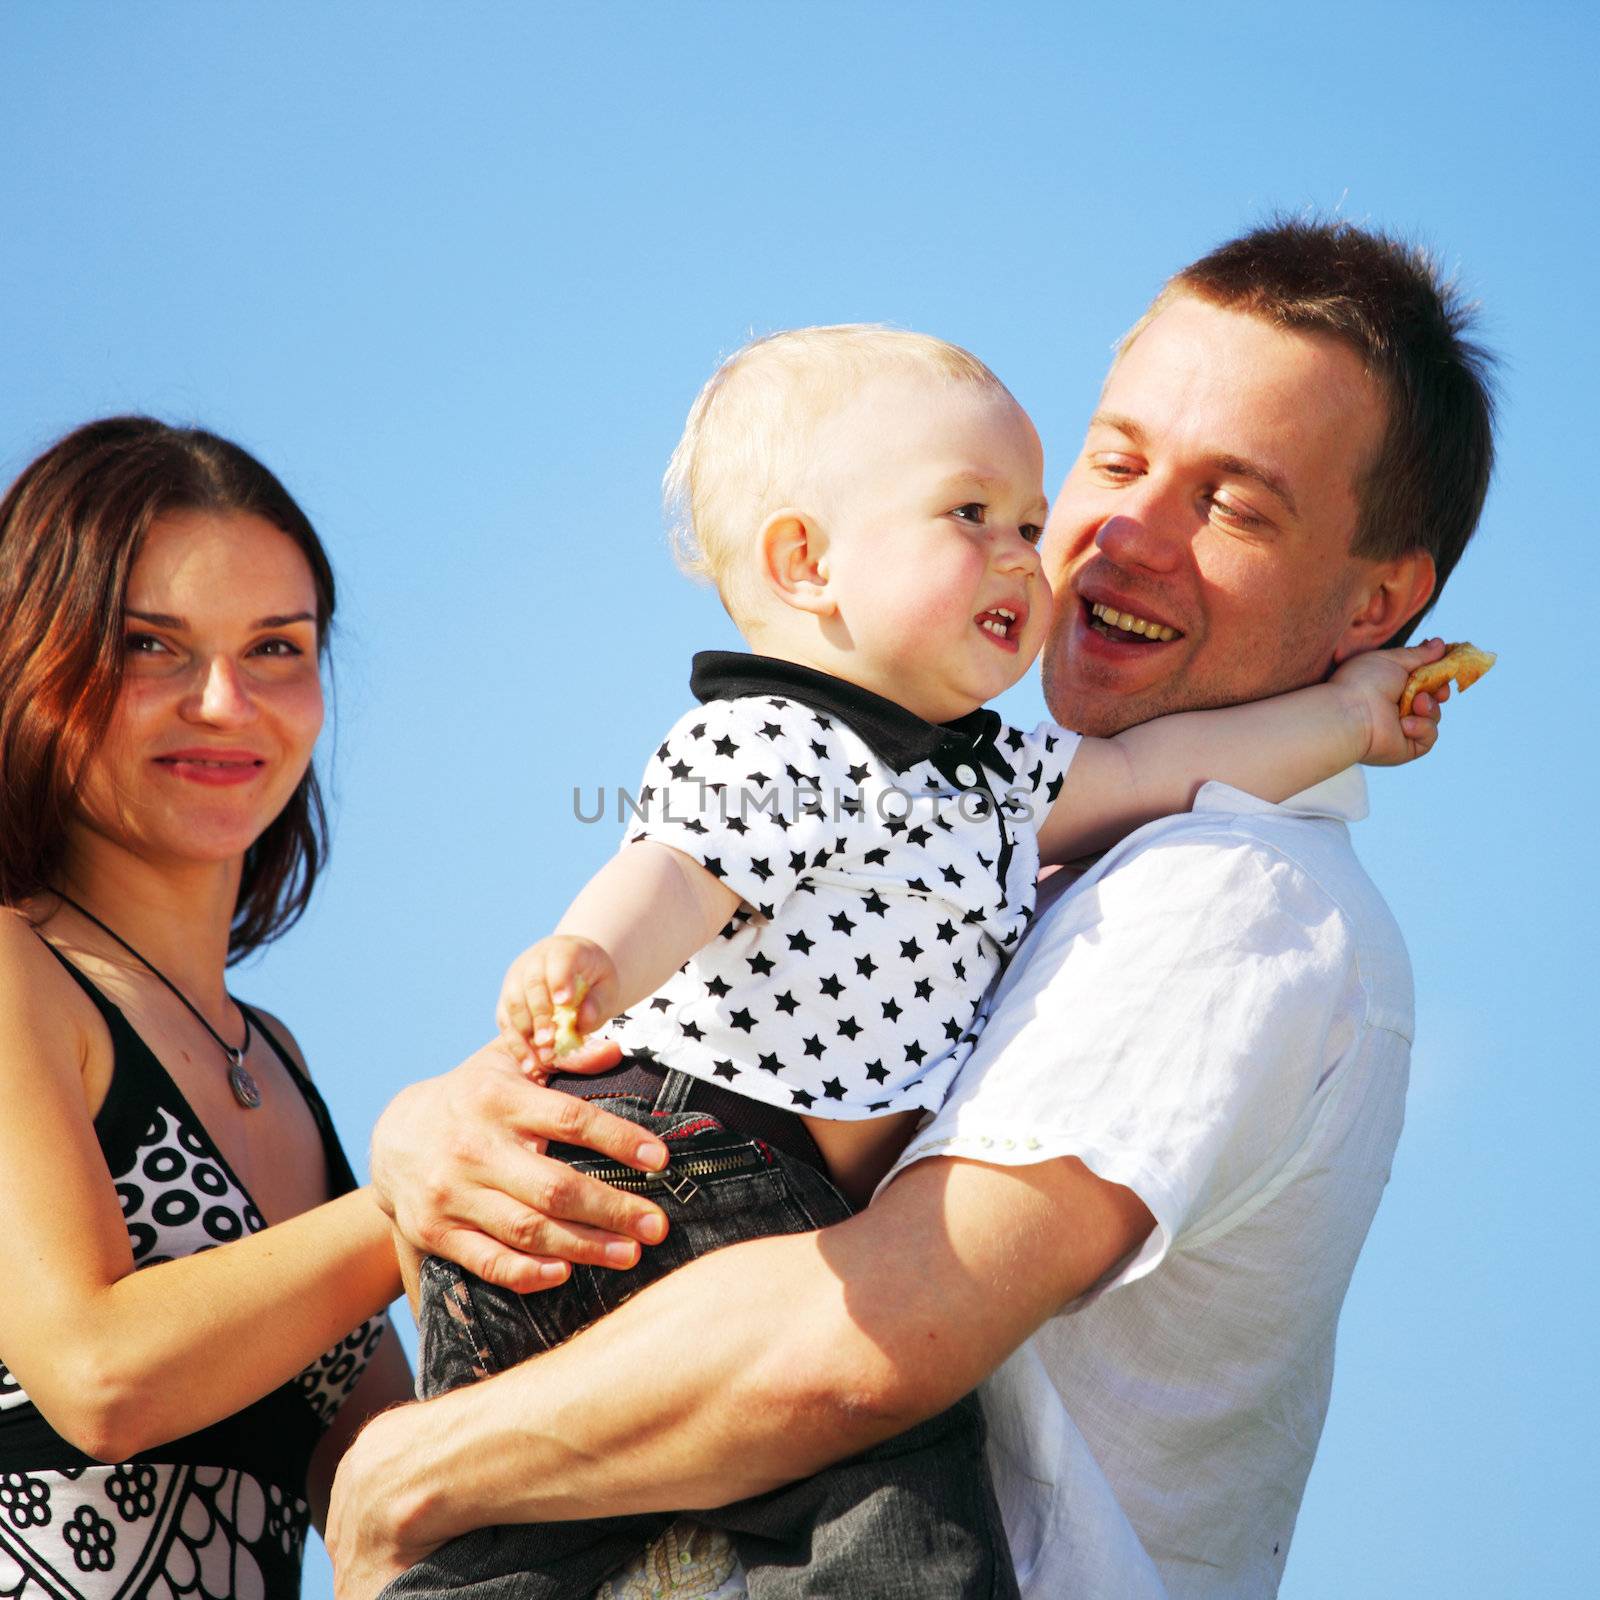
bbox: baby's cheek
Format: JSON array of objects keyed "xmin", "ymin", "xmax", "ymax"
[{"xmin": 1031, "ymin": 579, "xmax": 1057, "ymax": 628}]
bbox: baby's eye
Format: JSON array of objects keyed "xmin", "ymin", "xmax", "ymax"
[
  {"xmin": 951, "ymin": 503, "xmax": 986, "ymax": 524},
  {"xmin": 1020, "ymin": 523, "xmax": 1044, "ymax": 546}
]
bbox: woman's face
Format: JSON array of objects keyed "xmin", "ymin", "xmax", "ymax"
[{"xmin": 72, "ymin": 507, "xmax": 325, "ymax": 871}]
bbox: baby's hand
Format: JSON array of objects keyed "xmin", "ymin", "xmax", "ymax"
[
  {"xmin": 496, "ymin": 936, "xmax": 620, "ymax": 1073},
  {"xmin": 1330, "ymin": 637, "xmax": 1451, "ymax": 767}
]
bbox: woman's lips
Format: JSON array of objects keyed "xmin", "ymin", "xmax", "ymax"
[{"xmin": 154, "ymin": 749, "xmax": 267, "ymax": 787}]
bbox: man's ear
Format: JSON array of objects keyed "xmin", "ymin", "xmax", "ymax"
[
  {"xmin": 759, "ymin": 509, "xmax": 836, "ymax": 617},
  {"xmin": 1331, "ymin": 549, "xmax": 1437, "ymax": 662}
]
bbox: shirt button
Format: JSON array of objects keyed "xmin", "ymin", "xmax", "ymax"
[{"xmin": 955, "ymin": 763, "xmax": 978, "ymax": 787}]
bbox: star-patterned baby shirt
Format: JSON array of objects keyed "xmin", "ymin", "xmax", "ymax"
[{"xmin": 605, "ymin": 653, "xmax": 1080, "ymax": 1118}]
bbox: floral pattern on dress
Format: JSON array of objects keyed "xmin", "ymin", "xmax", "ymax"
[{"xmin": 0, "ymin": 1463, "xmax": 308, "ymax": 1600}]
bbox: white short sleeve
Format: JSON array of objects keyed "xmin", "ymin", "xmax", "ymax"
[
  {"xmin": 887, "ymin": 823, "xmax": 1362, "ymax": 1293},
  {"xmin": 1001, "ymin": 720, "xmax": 1077, "ymax": 812},
  {"xmin": 624, "ymin": 700, "xmax": 844, "ymax": 919}
]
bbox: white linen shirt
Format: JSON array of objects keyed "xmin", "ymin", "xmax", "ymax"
[
  {"xmin": 608, "ymin": 652, "xmax": 1079, "ymax": 1118},
  {"xmin": 888, "ymin": 768, "xmax": 1414, "ymax": 1599}
]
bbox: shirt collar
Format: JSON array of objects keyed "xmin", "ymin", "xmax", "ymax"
[
  {"xmin": 689, "ymin": 651, "xmax": 1017, "ymax": 784},
  {"xmin": 1192, "ymin": 765, "xmax": 1370, "ymax": 823}
]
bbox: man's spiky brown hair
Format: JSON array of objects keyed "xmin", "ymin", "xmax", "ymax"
[{"xmin": 1134, "ymin": 218, "xmax": 1497, "ymax": 642}]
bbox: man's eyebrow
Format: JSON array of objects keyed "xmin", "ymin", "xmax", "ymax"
[
  {"xmin": 126, "ymin": 609, "xmax": 317, "ymax": 628},
  {"xmin": 1087, "ymin": 412, "xmax": 1300, "ymax": 518},
  {"xmin": 1088, "ymin": 411, "xmax": 1148, "ymax": 446},
  {"xmin": 1207, "ymin": 453, "xmax": 1299, "ymax": 519}
]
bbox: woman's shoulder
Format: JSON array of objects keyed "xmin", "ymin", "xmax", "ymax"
[
  {"xmin": 0, "ymin": 904, "xmax": 84, "ymax": 995},
  {"xmin": 239, "ymin": 1003, "xmax": 313, "ymax": 1078},
  {"xmin": 0, "ymin": 907, "xmax": 106, "ymax": 1074}
]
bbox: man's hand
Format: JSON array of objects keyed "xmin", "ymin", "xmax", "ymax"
[
  {"xmin": 370, "ymin": 1040, "xmax": 670, "ymax": 1291},
  {"xmin": 326, "ymin": 1404, "xmax": 440, "ymax": 1600},
  {"xmin": 1332, "ymin": 635, "xmax": 1451, "ymax": 765},
  {"xmin": 329, "ymin": 1151, "xmax": 1158, "ymax": 1558}
]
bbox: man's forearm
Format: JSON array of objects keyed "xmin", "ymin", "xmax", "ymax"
[
  {"xmin": 370, "ymin": 1227, "xmax": 894, "ymax": 1551},
  {"xmin": 352, "ymin": 1154, "xmax": 1152, "ymax": 1553}
]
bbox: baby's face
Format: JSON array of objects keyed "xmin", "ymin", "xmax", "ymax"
[{"xmin": 808, "ymin": 371, "xmax": 1052, "ymax": 723}]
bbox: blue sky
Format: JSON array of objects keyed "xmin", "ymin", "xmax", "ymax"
[{"xmin": 2, "ymin": 3, "xmax": 1594, "ymax": 1595}]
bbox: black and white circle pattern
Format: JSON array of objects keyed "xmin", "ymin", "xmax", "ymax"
[
  {"xmin": 0, "ymin": 1106, "xmax": 386, "ymax": 1425},
  {"xmin": 113, "ymin": 1109, "xmax": 267, "ymax": 1267}
]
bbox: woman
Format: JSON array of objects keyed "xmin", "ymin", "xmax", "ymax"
[{"xmin": 0, "ymin": 417, "xmax": 414, "ymax": 1598}]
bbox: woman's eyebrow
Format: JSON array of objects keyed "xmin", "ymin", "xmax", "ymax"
[{"xmin": 126, "ymin": 609, "xmax": 316, "ymax": 628}]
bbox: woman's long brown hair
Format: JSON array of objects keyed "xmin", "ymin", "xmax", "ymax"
[{"xmin": 0, "ymin": 417, "xmax": 336, "ymax": 960}]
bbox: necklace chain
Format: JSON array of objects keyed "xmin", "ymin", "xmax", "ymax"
[{"xmin": 53, "ymin": 892, "xmax": 262, "ymax": 1110}]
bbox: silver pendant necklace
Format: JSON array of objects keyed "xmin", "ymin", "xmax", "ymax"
[{"xmin": 55, "ymin": 892, "xmax": 261, "ymax": 1109}]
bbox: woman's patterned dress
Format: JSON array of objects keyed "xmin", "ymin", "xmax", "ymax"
[{"xmin": 0, "ymin": 953, "xmax": 388, "ymax": 1600}]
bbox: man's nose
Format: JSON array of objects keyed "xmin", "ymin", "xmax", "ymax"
[
  {"xmin": 1092, "ymin": 497, "xmax": 1190, "ymax": 576},
  {"xmin": 184, "ymin": 656, "xmax": 258, "ymax": 725}
]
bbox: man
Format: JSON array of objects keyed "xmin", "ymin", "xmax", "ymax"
[{"xmin": 329, "ymin": 218, "xmax": 1494, "ymax": 1598}]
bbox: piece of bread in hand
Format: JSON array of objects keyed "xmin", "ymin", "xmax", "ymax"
[
  {"xmin": 551, "ymin": 1004, "xmax": 584, "ymax": 1057},
  {"xmin": 1400, "ymin": 642, "xmax": 1497, "ymax": 717}
]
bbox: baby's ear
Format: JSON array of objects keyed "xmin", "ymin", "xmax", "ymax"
[{"xmin": 760, "ymin": 509, "xmax": 836, "ymax": 617}]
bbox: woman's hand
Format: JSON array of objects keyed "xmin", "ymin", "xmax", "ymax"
[{"xmin": 369, "ymin": 1040, "xmax": 670, "ymax": 1291}]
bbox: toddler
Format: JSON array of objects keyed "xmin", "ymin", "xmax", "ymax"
[{"xmin": 403, "ymin": 326, "xmax": 1442, "ymax": 1600}]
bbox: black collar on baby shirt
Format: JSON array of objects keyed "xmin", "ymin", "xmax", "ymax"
[{"xmin": 690, "ymin": 651, "xmax": 1016, "ymax": 787}]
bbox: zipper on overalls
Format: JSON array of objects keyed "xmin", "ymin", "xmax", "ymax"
[{"xmin": 585, "ymin": 1146, "xmax": 771, "ymax": 1205}]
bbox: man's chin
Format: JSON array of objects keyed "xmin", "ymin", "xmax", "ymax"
[
  {"xmin": 1046, "ymin": 682, "xmax": 1161, "ymax": 738},
  {"xmin": 1043, "ymin": 648, "xmax": 1184, "ymax": 736},
  {"xmin": 1046, "ymin": 651, "xmax": 1338, "ymax": 736}
]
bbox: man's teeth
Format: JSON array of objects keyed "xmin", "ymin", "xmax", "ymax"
[{"xmin": 1090, "ymin": 602, "xmax": 1178, "ymax": 642}]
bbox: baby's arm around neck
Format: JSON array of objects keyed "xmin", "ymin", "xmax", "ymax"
[{"xmin": 1037, "ymin": 679, "xmax": 1369, "ymax": 865}]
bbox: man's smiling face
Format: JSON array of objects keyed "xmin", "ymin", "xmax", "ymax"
[{"xmin": 1041, "ymin": 292, "xmax": 1399, "ymax": 737}]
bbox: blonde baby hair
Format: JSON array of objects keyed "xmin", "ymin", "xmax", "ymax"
[{"xmin": 663, "ymin": 324, "xmax": 1015, "ymax": 625}]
